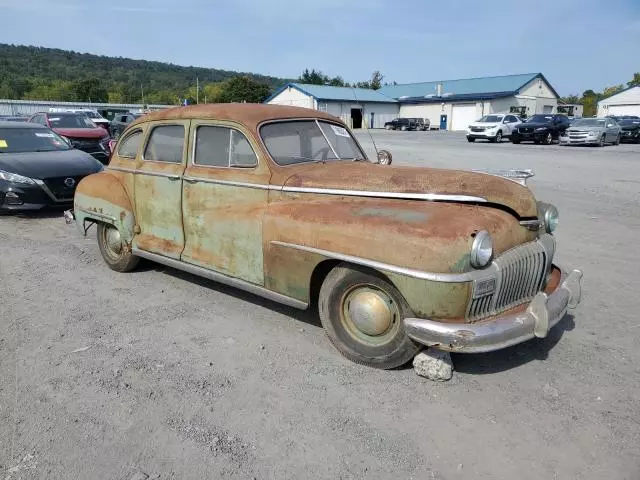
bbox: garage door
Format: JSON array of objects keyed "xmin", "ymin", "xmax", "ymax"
[
  {"xmin": 451, "ymin": 104, "xmax": 478, "ymax": 131},
  {"xmin": 607, "ymin": 105, "xmax": 640, "ymax": 116}
]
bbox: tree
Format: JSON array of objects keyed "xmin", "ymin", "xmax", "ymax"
[
  {"xmin": 559, "ymin": 94, "xmax": 579, "ymax": 104},
  {"xmin": 215, "ymin": 76, "xmax": 271, "ymax": 103},
  {"xmin": 298, "ymin": 68, "xmax": 329, "ymax": 85},
  {"xmin": 370, "ymin": 70, "xmax": 383, "ymax": 90},
  {"xmin": 74, "ymin": 77, "xmax": 108, "ymax": 102},
  {"xmin": 602, "ymin": 84, "xmax": 625, "ymax": 98},
  {"xmin": 627, "ymin": 72, "xmax": 640, "ymax": 88}
]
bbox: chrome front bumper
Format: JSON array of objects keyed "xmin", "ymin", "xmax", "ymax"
[{"xmin": 404, "ymin": 268, "xmax": 583, "ymax": 353}]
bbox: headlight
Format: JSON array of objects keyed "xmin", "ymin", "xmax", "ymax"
[
  {"xmin": 535, "ymin": 127, "xmax": 547, "ymax": 132},
  {"xmin": 470, "ymin": 230, "xmax": 493, "ymax": 268},
  {"xmin": 588, "ymin": 131, "xmax": 597, "ymax": 136},
  {"xmin": 538, "ymin": 202, "xmax": 559, "ymax": 233},
  {"xmin": 0, "ymin": 169, "xmax": 35, "ymax": 185}
]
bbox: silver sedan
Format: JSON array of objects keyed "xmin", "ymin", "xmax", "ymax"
[{"xmin": 559, "ymin": 117, "xmax": 621, "ymax": 146}]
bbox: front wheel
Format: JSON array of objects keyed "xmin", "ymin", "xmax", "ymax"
[
  {"xmin": 614, "ymin": 134, "xmax": 621, "ymax": 145},
  {"xmin": 598, "ymin": 134, "xmax": 606, "ymax": 147},
  {"xmin": 400, "ymin": 126, "xmax": 408, "ymax": 131},
  {"xmin": 97, "ymin": 223, "xmax": 139, "ymax": 272},
  {"xmin": 467, "ymin": 137, "xmax": 475, "ymax": 142},
  {"xmin": 543, "ymin": 132, "xmax": 553, "ymax": 145},
  {"xmin": 318, "ymin": 264, "xmax": 421, "ymax": 369},
  {"xmin": 492, "ymin": 131, "xmax": 503, "ymax": 143},
  {"xmin": 511, "ymin": 138, "xmax": 521, "ymax": 144}
]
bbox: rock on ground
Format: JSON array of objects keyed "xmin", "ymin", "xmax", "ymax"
[{"xmin": 413, "ymin": 349, "xmax": 453, "ymax": 381}]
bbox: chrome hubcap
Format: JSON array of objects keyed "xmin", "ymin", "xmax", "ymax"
[
  {"xmin": 104, "ymin": 227, "xmax": 123, "ymax": 255},
  {"xmin": 341, "ymin": 286, "xmax": 400, "ymax": 346}
]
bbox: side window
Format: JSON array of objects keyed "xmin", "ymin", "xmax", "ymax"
[
  {"xmin": 194, "ymin": 126, "xmax": 258, "ymax": 168},
  {"xmin": 115, "ymin": 115, "xmax": 123, "ymax": 123},
  {"xmin": 505, "ymin": 115, "xmax": 516, "ymax": 123},
  {"xmin": 144, "ymin": 125, "xmax": 184, "ymax": 163},
  {"xmin": 117, "ymin": 130, "xmax": 143, "ymax": 159}
]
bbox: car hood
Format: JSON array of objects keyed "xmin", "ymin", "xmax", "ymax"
[
  {"xmin": 621, "ymin": 124, "xmax": 640, "ymax": 131},
  {"xmin": 52, "ymin": 127, "xmax": 107, "ymax": 139},
  {"xmin": 518, "ymin": 122, "xmax": 551, "ymax": 129},
  {"xmin": 567, "ymin": 125, "xmax": 605, "ymax": 132},
  {"xmin": 281, "ymin": 162, "xmax": 537, "ymax": 218},
  {"xmin": 468, "ymin": 122, "xmax": 500, "ymax": 128},
  {"xmin": 0, "ymin": 149, "xmax": 103, "ymax": 179}
]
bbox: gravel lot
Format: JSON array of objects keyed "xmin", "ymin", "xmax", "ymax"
[{"xmin": 2, "ymin": 131, "xmax": 639, "ymax": 479}]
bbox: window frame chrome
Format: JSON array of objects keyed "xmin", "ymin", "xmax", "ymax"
[{"xmin": 191, "ymin": 124, "xmax": 259, "ymax": 170}]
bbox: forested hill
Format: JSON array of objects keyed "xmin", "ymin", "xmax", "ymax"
[{"xmin": 0, "ymin": 43, "xmax": 291, "ymax": 104}]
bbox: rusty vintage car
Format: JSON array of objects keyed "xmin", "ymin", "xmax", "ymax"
[{"xmin": 68, "ymin": 104, "xmax": 583, "ymax": 369}]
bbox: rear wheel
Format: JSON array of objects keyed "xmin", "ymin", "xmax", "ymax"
[
  {"xmin": 97, "ymin": 223, "xmax": 139, "ymax": 272},
  {"xmin": 318, "ymin": 264, "xmax": 421, "ymax": 369}
]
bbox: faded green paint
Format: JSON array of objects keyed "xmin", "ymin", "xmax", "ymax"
[
  {"xmin": 182, "ymin": 182, "xmax": 266, "ymax": 285},
  {"xmin": 74, "ymin": 192, "xmax": 135, "ymax": 243},
  {"xmin": 451, "ymin": 253, "xmax": 471, "ymax": 273}
]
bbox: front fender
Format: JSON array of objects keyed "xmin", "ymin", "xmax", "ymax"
[{"xmin": 73, "ymin": 172, "xmax": 135, "ymax": 244}]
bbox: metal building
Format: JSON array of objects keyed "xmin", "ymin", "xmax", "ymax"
[
  {"xmin": 379, "ymin": 73, "xmax": 560, "ymax": 131},
  {"xmin": 597, "ymin": 86, "xmax": 640, "ymax": 117},
  {"xmin": 264, "ymin": 83, "xmax": 398, "ymax": 129},
  {"xmin": 0, "ymin": 99, "xmax": 171, "ymax": 118}
]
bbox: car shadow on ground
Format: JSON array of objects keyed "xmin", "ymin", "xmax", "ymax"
[
  {"xmin": 148, "ymin": 263, "xmax": 323, "ymax": 329},
  {"xmin": 1, "ymin": 208, "xmax": 67, "ymax": 219},
  {"xmin": 452, "ymin": 313, "xmax": 576, "ymax": 375}
]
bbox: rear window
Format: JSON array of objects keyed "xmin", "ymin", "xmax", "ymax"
[
  {"xmin": 117, "ymin": 130, "xmax": 143, "ymax": 158},
  {"xmin": 0, "ymin": 127, "xmax": 71, "ymax": 153},
  {"xmin": 144, "ymin": 125, "xmax": 184, "ymax": 163}
]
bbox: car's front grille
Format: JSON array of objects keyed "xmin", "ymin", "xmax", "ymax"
[
  {"xmin": 70, "ymin": 138, "xmax": 104, "ymax": 154},
  {"xmin": 42, "ymin": 175, "xmax": 86, "ymax": 200},
  {"xmin": 519, "ymin": 127, "xmax": 533, "ymax": 133},
  {"xmin": 471, "ymin": 127, "xmax": 485, "ymax": 132},
  {"xmin": 569, "ymin": 130, "xmax": 588, "ymax": 139},
  {"xmin": 468, "ymin": 239, "xmax": 552, "ymax": 321}
]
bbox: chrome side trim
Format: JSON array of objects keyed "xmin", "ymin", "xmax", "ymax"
[
  {"xmin": 131, "ymin": 248, "xmax": 308, "ymax": 310},
  {"xmin": 279, "ymin": 186, "xmax": 487, "ymax": 203},
  {"xmin": 520, "ymin": 219, "xmax": 542, "ymax": 231},
  {"xmin": 182, "ymin": 177, "xmax": 274, "ymax": 190},
  {"xmin": 76, "ymin": 208, "xmax": 116, "ymax": 223},
  {"xmin": 270, "ymin": 241, "xmax": 476, "ymax": 282},
  {"xmin": 33, "ymin": 179, "xmax": 73, "ymax": 203},
  {"xmin": 107, "ymin": 166, "xmax": 137, "ymax": 174}
]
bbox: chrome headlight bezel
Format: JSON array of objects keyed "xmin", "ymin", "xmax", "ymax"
[
  {"xmin": 538, "ymin": 202, "xmax": 559, "ymax": 233},
  {"xmin": 470, "ymin": 230, "xmax": 494, "ymax": 268}
]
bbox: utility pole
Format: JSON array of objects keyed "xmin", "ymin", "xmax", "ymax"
[
  {"xmin": 196, "ymin": 77, "xmax": 199, "ymax": 104},
  {"xmin": 141, "ymin": 84, "xmax": 145, "ymax": 105}
]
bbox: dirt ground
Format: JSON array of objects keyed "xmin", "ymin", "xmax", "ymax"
[{"xmin": 1, "ymin": 132, "xmax": 639, "ymax": 479}]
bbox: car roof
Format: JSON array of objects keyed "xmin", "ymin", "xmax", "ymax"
[
  {"xmin": 131, "ymin": 104, "xmax": 341, "ymax": 131},
  {"xmin": 0, "ymin": 121, "xmax": 47, "ymax": 129}
]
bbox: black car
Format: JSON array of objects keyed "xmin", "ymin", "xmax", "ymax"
[
  {"xmin": 384, "ymin": 118, "xmax": 417, "ymax": 131},
  {"xmin": 510, "ymin": 114, "xmax": 571, "ymax": 145},
  {"xmin": 409, "ymin": 118, "xmax": 430, "ymax": 131},
  {"xmin": 618, "ymin": 118, "xmax": 640, "ymax": 143},
  {"xmin": 110, "ymin": 112, "xmax": 142, "ymax": 138},
  {"xmin": 0, "ymin": 122, "xmax": 103, "ymax": 213}
]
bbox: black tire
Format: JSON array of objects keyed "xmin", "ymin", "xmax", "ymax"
[
  {"xmin": 614, "ymin": 134, "xmax": 621, "ymax": 145},
  {"xmin": 544, "ymin": 132, "xmax": 553, "ymax": 145},
  {"xmin": 598, "ymin": 134, "xmax": 606, "ymax": 147},
  {"xmin": 97, "ymin": 223, "xmax": 139, "ymax": 272},
  {"xmin": 318, "ymin": 264, "xmax": 421, "ymax": 369},
  {"xmin": 467, "ymin": 137, "xmax": 475, "ymax": 142},
  {"xmin": 511, "ymin": 139, "xmax": 520, "ymax": 144},
  {"xmin": 492, "ymin": 131, "xmax": 503, "ymax": 143}
]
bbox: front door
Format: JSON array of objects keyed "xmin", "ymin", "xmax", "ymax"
[
  {"xmin": 181, "ymin": 121, "xmax": 271, "ymax": 285},
  {"xmin": 133, "ymin": 120, "xmax": 189, "ymax": 259}
]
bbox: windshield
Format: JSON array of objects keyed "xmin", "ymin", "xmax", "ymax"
[
  {"xmin": 526, "ymin": 115, "xmax": 553, "ymax": 124},
  {"xmin": 571, "ymin": 118, "xmax": 607, "ymax": 127},
  {"xmin": 49, "ymin": 114, "xmax": 97, "ymax": 129},
  {"xmin": 82, "ymin": 111, "xmax": 102, "ymax": 119},
  {"xmin": 619, "ymin": 119, "xmax": 640, "ymax": 126},
  {"xmin": 0, "ymin": 127, "xmax": 71, "ymax": 153},
  {"xmin": 478, "ymin": 115, "xmax": 503, "ymax": 123},
  {"xmin": 260, "ymin": 120, "xmax": 366, "ymax": 166}
]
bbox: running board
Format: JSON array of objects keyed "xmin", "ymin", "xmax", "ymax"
[{"xmin": 132, "ymin": 248, "xmax": 308, "ymax": 310}]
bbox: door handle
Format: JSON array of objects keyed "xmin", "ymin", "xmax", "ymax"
[
  {"xmin": 167, "ymin": 175, "xmax": 181, "ymax": 181},
  {"xmin": 184, "ymin": 178, "xmax": 199, "ymax": 184}
]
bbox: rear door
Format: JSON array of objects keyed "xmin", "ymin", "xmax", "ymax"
[
  {"xmin": 606, "ymin": 118, "xmax": 619, "ymax": 140},
  {"xmin": 132, "ymin": 120, "xmax": 189, "ymax": 259},
  {"xmin": 181, "ymin": 120, "xmax": 271, "ymax": 285}
]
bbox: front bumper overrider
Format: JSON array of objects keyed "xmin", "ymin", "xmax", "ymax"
[{"xmin": 404, "ymin": 268, "xmax": 583, "ymax": 353}]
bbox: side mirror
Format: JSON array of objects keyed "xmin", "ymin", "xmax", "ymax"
[{"xmin": 377, "ymin": 150, "xmax": 392, "ymax": 165}]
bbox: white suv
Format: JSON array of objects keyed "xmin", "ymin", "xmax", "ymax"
[{"xmin": 466, "ymin": 114, "xmax": 522, "ymax": 143}]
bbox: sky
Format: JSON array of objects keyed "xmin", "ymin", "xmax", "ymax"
[{"xmin": 0, "ymin": 0, "xmax": 639, "ymax": 96}]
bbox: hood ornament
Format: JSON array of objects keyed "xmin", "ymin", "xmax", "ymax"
[{"xmin": 472, "ymin": 169, "xmax": 535, "ymax": 186}]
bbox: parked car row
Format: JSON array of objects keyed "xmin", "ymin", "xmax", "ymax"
[{"xmin": 466, "ymin": 113, "xmax": 636, "ymax": 146}]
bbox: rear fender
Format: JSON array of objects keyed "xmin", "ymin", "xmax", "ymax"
[{"xmin": 73, "ymin": 172, "xmax": 135, "ymax": 244}]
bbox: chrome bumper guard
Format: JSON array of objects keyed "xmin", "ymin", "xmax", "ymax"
[
  {"xmin": 404, "ymin": 268, "xmax": 583, "ymax": 353},
  {"xmin": 64, "ymin": 209, "xmax": 75, "ymax": 224}
]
